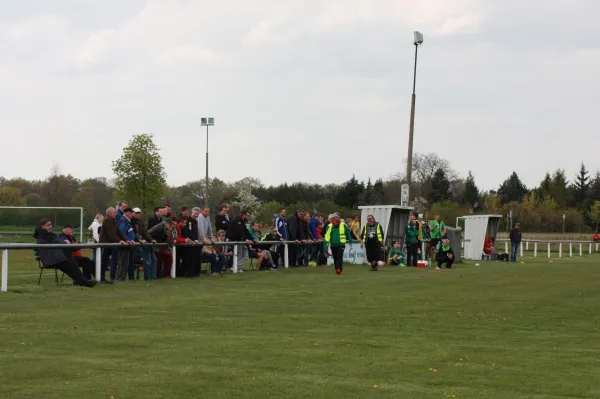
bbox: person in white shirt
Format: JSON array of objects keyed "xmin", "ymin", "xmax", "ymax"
[
  {"xmin": 197, "ymin": 206, "xmax": 214, "ymax": 244},
  {"xmin": 89, "ymin": 213, "xmax": 104, "ymax": 243}
]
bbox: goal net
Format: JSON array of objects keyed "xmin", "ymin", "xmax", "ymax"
[{"xmin": 0, "ymin": 206, "xmax": 85, "ymax": 243}]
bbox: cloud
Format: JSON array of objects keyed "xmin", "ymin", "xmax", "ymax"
[{"xmin": 0, "ymin": 0, "xmax": 599, "ymax": 193}]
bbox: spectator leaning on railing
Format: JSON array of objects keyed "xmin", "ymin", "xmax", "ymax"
[
  {"xmin": 226, "ymin": 210, "xmax": 255, "ymax": 273},
  {"xmin": 132, "ymin": 208, "xmax": 156, "ymax": 280},
  {"xmin": 287, "ymin": 209, "xmax": 304, "ymax": 267},
  {"xmin": 148, "ymin": 217, "xmax": 175, "ymax": 278},
  {"xmin": 34, "ymin": 218, "xmax": 97, "ymax": 288},
  {"xmin": 117, "ymin": 207, "xmax": 138, "ymax": 281},
  {"xmin": 182, "ymin": 208, "xmax": 202, "ymax": 277},
  {"xmin": 275, "ymin": 208, "xmax": 288, "ymax": 267},
  {"xmin": 99, "ymin": 207, "xmax": 129, "ymax": 282}
]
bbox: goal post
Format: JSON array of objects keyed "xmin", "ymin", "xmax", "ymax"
[{"xmin": 0, "ymin": 206, "xmax": 85, "ymax": 242}]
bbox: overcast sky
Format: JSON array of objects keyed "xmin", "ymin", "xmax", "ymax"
[{"xmin": 1, "ymin": 0, "xmax": 599, "ymax": 191}]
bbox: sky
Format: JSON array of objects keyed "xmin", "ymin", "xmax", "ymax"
[{"xmin": 1, "ymin": 0, "xmax": 599, "ymax": 192}]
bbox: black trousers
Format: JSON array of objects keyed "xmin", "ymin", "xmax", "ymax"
[
  {"xmin": 183, "ymin": 246, "xmax": 202, "ymax": 277},
  {"xmin": 288, "ymin": 244, "xmax": 298, "ymax": 267},
  {"xmin": 54, "ymin": 260, "xmax": 90, "ymax": 286},
  {"xmin": 437, "ymin": 255, "xmax": 454, "ymax": 268},
  {"xmin": 406, "ymin": 243, "xmax": 419, "ymax": 267},
  {"xmin": 276, "ymin": 244, "xmax": 285, "ymax": 266},
  {"xmin": 73, "ymin": 256, "xmax": 95, "ymax": 279},
  {"xmin": 331, "ymin": 246, "xmax": 344, "ymax": 270}
]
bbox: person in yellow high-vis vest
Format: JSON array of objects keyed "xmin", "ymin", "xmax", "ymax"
[
  {"xmin": 324, "ymin": 213, "xmax": 353, "ymax": 275},
  {"xmin": 360, "ymin": 214, "xmax": 385, "ymax": 271}
]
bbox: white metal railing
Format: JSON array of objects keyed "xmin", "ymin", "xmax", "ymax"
[
  {"xmin": 0, "ymin": 240, "xmax": 341, "ymax": 293},
  {"xmin": 493, "ymin": 238, "xmax": 599, "ymax": 258}
]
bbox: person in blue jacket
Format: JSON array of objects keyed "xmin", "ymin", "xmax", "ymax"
[
  {"xmin": 116, "ymin": 207, "xmax": 137, "ymax": 281},
  {"xmin": 275, "ymin": 208, "xmax": 288, "ymax": 267}
]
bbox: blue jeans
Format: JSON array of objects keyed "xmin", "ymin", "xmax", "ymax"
[
  {"xmin": 201, "ymin": 253, "xmax": 221, "ymax": 273},
  {"xmin": 141, "ymin": 247, "xmax": 157, "ymax": 279},
  {"xmin": 511, "ymin": 243, "xmax": 520, "ymax": 262}
]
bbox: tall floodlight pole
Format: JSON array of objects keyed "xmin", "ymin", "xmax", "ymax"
[
  {"xmin": 200, "ymin": 117, "xmax": 215, "ymax": 209},
  {"xmin": 406, "ymin": 31, "xmax": 423, "ymax": 185}
]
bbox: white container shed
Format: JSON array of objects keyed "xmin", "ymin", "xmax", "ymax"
[
  {"xmin": 456, "ymin": 215, "xmax": 502, "ymax": 260},
  {"xmin": 358, "ymin": 205, "xmax": 414, "ymax": 247}
]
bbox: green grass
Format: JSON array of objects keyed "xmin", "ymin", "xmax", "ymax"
[{"xmin": 1, "ymin": 252, "xmax": 600, "ymax": 399}]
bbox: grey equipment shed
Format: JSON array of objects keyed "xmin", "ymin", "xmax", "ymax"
[
  {"xmin": 358, "ymin": 205, "xmax": 414, "ymax": 247},
  {"xmin": 456, "ymin": 215, "xmax": 502, "ymax": 260}
]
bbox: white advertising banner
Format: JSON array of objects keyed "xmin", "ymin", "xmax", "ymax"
[{"xmin": 326, "ymin": 243, "xmax": 367, "ymax": 265}]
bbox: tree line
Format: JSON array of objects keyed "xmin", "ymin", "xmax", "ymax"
[{"xmin": 1, "ymin": 134, "xmax": 600, "ymax": 233}]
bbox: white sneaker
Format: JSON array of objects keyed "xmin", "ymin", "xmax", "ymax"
[
  {"xmin": 237, "ymin": 269, "xmax": 244, "ymax": 273},
  {"xmin": 435, "ymin": 267, "xmax": 441, "ymax": 270}
]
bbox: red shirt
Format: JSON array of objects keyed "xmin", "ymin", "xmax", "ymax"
[
  {"xmin": 175, "ymin": 224, "xmax": 186, "ymax": 244},
  {"xmin": 483, "ymin": 237, "xmax": 494, "ymax": 255}
]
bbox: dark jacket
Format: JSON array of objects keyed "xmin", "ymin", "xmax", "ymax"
[
  {"xmin": 215, "ymin": 213, "xmax": 230, "ymax": 233},
  {"xmin": 131, "ymin": 217, "xmax": 152, "ymax": 242},
  {"xmin": 435, "ymin": 243, "xmax": 454, "ymax": 262},
  {"xmin": 182, "ymin": 217, "xmax": 199, "ymax": 241},
  {"xmin": 299, "ymin": 219, "xmax": 314, "ymax": 240},
  {"xmin": 147, "ymin": 215, "xmax": 162, "ymax": 230},
  {"xmin": 259, "ymin": 232, "xmax": 282, "ymax": 250},
  {"xmin": 510, "ymin": 228, "xmax": 522, "ymax": 244},
  {"xmin": 99, "ymin": 217, "xmax": 127, "ymax": 243},
  {"xmin": 226, "ymin": 217, "xmax": 254, "ymax": 242},
  {"xmin": 276, "ymin": 215, "xmax": 289, "ymax": 239},
  {"xmin": 287, "ymin": 213, "xmax": 302, "ymax": 240},
  {"xmin": 34, "ymin": 228, "xmax": 74, "ymax": 268}
]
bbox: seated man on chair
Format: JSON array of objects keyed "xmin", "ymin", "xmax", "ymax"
[
  {"xmin": 34, "ymin": 219, "xmax": 97, "ymax": 287},
  {"xmin": 58, "ymin": 224, "xmax": 95, "ymax": 281}
]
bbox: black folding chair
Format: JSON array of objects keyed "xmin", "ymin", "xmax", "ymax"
[{"xmin": 35, "ymin": 250, "xmax": 64, "ymax": 286}]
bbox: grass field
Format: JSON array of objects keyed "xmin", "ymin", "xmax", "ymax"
[{"xmin": 1, "ymin": 251, "xmax": 600, "ymax": 399}]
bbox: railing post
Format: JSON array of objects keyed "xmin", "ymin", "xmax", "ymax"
[
  {"xmin": 559, "ymin": 242, "xmax": 562, "ymax": 258},
  {"xmin": 1, "ymin": 249, "xmax": 8, "ymax": 292},
  {"xmin": 520, "ymin": 243, "xmax": 524, "ymax": 257},
  {"xmin": 596, "ymin": 243, "xmax": 599, "ymax": 252},
  {"xmin": 505, "ymin": 241, "xmax": 508, "ymax": 254},
  {"xmin": 589, "ymin": 243, "xmax": 592, "ymax": 255},
  {"xmin": 233, "ymin": 244, "xmax": 238, "ymax": 273},
  {"xmin": 547, "ymin": 242, "xmax": 550, "ymax": 258},
  {"xmin": 170, "ymin": 246, "xmax": 176, "ymax": 278},
  {"xmin": 534, "ymin": 242, "xmax": 537, "ymax": 257},
  {"xmin": 95, "ymin": 247, "xmax": 102, "ymax": 282},
  {"xmin": 569, "ymin": 242, "xmax": 573, "ymax": 258},
  {"xmin": 284, "ymin": 243, "xmax": 289, "ymax": 268},
  {"xmin": 579, "ymin": 243, "xmax": 582, "ymax": 257},
  {"xmin": 526, "ymin": 242, "xmax": 529, "ymax": 251}
]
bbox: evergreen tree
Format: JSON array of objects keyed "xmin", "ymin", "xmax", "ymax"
[
  {"xmin": 426, "ymin": 169, "xmax": 451, "ymax": 204},
  {"xmin": 462, "ymin": 171, "xmax": 480, "ymax": 210},
  {"xmin": 498, "ymin": 172, "xmax": 528, "ymax": 204},
  {"xmin": 538, "ymin": 173, "xmax": 552, "ymax": 198},
  {"xmin": 573, "ymin": 162, "xmax": 591, "ymax": 207},
  {"xmin": 549, "ymin": 169, "xmax": 569, "ymax": 208},
  {"xmin": 372, "ymin": 178, "xmax": 385, "ymax": 204},
  {"xmin": 362, "ymin": 178, "xmax": 374, "ymax": 205},
  {"xmin": 335, "ymin": 176, "xmax": 364, "ymax": 209}
]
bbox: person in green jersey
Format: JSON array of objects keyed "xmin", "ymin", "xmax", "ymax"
[
  {"xmin": 405, "ymin": 214, "xmax": 420, "ymax": 266},
  {"xmin": 388, "ymin": 241, "xmax": 406, "ymax": 266},
  {"xmin": 429, "ymin": 213, "xmax": 446, "ymax": 259}
]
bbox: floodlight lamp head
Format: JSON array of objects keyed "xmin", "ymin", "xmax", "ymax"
[
  {"xmin": 201, "ymin": 117, "xmax": 215, "ymax": 126},
  {"xmin": 413, "ymin": 31, "xmax": 424, "ymax": 46}
]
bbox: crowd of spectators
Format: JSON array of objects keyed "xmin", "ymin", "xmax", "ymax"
[{"xmin": 33, "ymin": 200, "xmax": 460, "ymax": 286}]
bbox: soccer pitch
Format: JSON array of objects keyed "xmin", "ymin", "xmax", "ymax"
[{"xmin": 1, "ymin": 252, "xmax": 599, "ymax": 398}]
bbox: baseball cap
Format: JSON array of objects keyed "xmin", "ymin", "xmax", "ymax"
[
  {"xmin": 123, "ymin": 207, "xmax": 133, "ymax": 213},
  {"xmin": 333, "ymin": 212, "xmax": 340, "ymax": 218},
  {"xmin": 132, "ymin": 207, "xmax": 142, "ymax": 213},
  {"xmin": 63, "ymin": 224, "xmax": 74, "ymax": 229}
]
